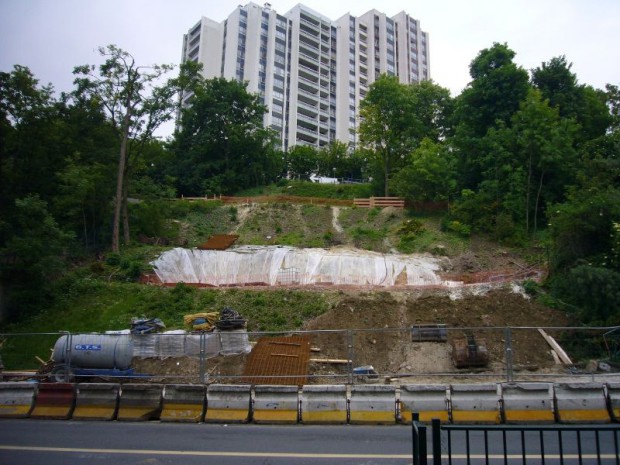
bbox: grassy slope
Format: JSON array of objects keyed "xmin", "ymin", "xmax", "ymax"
[{"xmin": 1, "ymin": 182, "xmax": 511, "ymax": 368}]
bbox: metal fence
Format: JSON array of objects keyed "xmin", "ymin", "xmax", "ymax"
[
  {"xmin": 0, "ymin": 326, "xmax": 618, "ymax": 384},
  {"xmin": 412, "ymin": 418, "xmax": 620, "ymax": 465}
]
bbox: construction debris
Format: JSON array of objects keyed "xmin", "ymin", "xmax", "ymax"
[
  {"xmin": 538, "ymin": 328, "xmax": 573, "ymax": 365},
  {"xmin": 452, "ymin": 335, "xmax": 489, "ymax": 368},
  {"xmin": 411, "ymin": 324, "xmax": 448, "ymax": 342},
  {"xmin": 183, "ymin": 312, "xmax": 219, "ymax": 331}
]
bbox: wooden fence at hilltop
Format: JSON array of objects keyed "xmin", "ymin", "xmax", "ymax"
[{"xmin": 178, "ymin": 195, "xmax": 447, "ymax": 212}]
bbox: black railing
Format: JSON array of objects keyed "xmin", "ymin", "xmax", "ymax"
[
  {"xmin": 414, "ymin": 418, "xmax": 620, "ymax": 465},
  {"xmin": 412, "ymin": 413, "xmax": 428, "ymax": 465}
]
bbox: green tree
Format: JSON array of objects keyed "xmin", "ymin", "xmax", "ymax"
[
  {"xmin": 172, "ymin": 77, "xmax": 277, "ymax": 195},
  {"xmin": 408, "ymin": 80, "xmax": 454, "ymax": 142},
  {"xmin": 509, "ymin": 89, "xmax": 577, "ymax": 233},
  {"xmin": 391, "ymin": 138, "xmax": 456, "ymax": 202},
  {"xmin": 287, "ymin": 145, "xmax": 319, "ymax": 180},
  {"xmin": 359, "ymin": 75, "xmax": 417, "ymax": 196},
  {"xmin": 0, "ymin": 66, "xmax": 62, "ymax": 219},
  {"xmin": 453, "ymin": 43, "xmax": 530, "ymax": 190},
  {"xmin": 0, "ymin": 195, "xmax": 73, "ymax": 317},
  {"xmin": 532, "ymin": 56, "xmax": 610, "ymax": 144},
  {"xmin": 73, "ymin": 45, "xmax": 177, "ymax": 252}
]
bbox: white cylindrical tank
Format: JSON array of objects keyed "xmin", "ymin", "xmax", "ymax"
[{"xmin": 52, "ymin": 334, "xmax": 133, "ymax": 370}]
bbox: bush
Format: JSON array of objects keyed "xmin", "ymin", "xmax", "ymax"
[
  {"xmin": 550, "ymin": 265, "xmax": 620, "ymax": 325},
  {"xmin": 442, "ymin": 219, "xmax": 471, "ymax": 237}
]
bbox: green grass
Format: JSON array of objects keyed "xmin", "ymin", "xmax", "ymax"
[{"xmin": 1, "ymin": 278, "xmax": 333, "ymax": 368}]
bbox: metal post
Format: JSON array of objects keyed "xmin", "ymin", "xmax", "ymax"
[
  {"xmin": 65, "ymin": 332, "xmax": 72, "ymax": 382},
  {"xmin": 412, "ymin": 413, "xmax": 420, "ymax": 465},
  {"xmin": 432, "ymin": 418, "xmax": 442, "ymax": 465},
  {"xmin": 347, "ymin": 330, "xmax": 354, "ymax": 385},
  {"xmin": 199, "ymin": 332, "xmax": 206, "ymax": 384},
  {"xmin": 504, "ymin": 327, "xmax": 514, "ymax": 383},
  {"xmin": 412, "ymin": 413, "xmax": 428, "ymax": 465}
]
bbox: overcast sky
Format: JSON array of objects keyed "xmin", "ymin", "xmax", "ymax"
[{"xmin": 1, "ymin": 0, "xmax": 619, "ymax": 134}]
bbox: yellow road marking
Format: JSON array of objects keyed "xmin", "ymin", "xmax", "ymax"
[
  {"xmin": 0, "ymin": 445, "xmax": 409, "ymax": 459},
  {"xmin": 0, "ymin": 445, "xmax": 617, "ymax": 461}
]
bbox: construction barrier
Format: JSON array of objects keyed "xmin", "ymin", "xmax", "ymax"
[
  {"xmin": 501, "ymin": 382, "xmax": 555, "ymax": 424},
  {"xmin": 117, "ymin": 384, "xmax": 162, "ymax": 421},
  {"xmin": 160, "ymin": 384, "xmax": 205, "ymax": 423},
  {"xmin": 349, "ymin": 385, "xmax": 397, "ymax": 424},
  {"xmin": 450, "ymin": 383, "xmax": 501, "ymax": 424},
  {"xmin": 30, "ymin": 383, "xmax": 75, "ymax": 420},
  {"xmin": 253, "ymin": 385, "xmax": 299, "ymax": 424},
  {"xmin": 0, "ymin": 382, "xmax": 36, "ymax": 418},
  {"xmin": 400, "ymin": 384, "xmax": 449, "ymax": 423},
  {"xmin": 300, "ymin": 384, "xmax": 347, "ymax": 424},
  {"xmin": 608, "ymin": 382, "xmax": 620, "ymax": 422},
  {"xmin": 554, "ymin": 383, "xmax": 610, "ymax": 423},
  {"xmin": 205, "ymin": 384, "xmax": 251, "ymax": 423},
  {"xmin": 73, "ymin": 383, "xmax": 119, "ymax": 421}
]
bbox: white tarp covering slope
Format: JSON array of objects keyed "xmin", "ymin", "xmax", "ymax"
[{"xmin": 151, "ymin": 246, "xmax": 454, "ymax": 287}]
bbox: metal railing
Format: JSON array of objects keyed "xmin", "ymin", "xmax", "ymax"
[{"xmin": 415, "ymin": 418, "xmax": 620, "ymax": 465}]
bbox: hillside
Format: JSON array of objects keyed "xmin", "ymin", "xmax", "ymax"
[{"xmin": 1, "ymin": 198, "xmax": 569, "ymax": 374}]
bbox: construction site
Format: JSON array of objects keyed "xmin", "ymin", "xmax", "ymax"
[{"xmin": 1, "ymin": 200, "xmax": 619, "ymax": 427}]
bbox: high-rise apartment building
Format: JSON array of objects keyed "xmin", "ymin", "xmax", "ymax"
[{"xmin": 181, "ymin": 2, "xmax": 429, "ymax": 150}]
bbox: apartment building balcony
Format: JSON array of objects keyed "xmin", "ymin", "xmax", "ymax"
[
  {"xmin": 297, "ymin": 112, "xmax": 318, "ymax": 126},
  {"xmin": 297, "ymin": 102, "xmax": 319, "ymax": 118},
  {"xmin": 299, "ymin": 44, "xmax": 320, "ymax": 61},
  {"xmin": 298, "ymin": 61, "xmax": 318, "ymax": 76},
  {"xmin": 298, "ymin": 117, "xmax": 318, "ymax": 132},
  {"xmin": 298, "ymin": 79, "xmax": 319, "ymax": 95},
  {"xmin": 299, "ymin": 51, "xmax": 319, "ymax": 65},
  {"xmin": 296, "ymin": 126, "xmax": 318, "ymax": 144},
  {"xmin": 298, "ymin": 78, "xmax": 319, "ymax": 93},
  {"xmin": 298, "ymin": 88, "xmax": 319, "ymax": 102},
  {"xmin": 298, "ymin": 92, "xmax": 318, "ymax": 107},
  {"xmin": 299, "ymin": 20, "xmax": 320, "ymax": 37},
  {"xmin": 299, "ymin": 32, "xmax": 320, "ymax": 50}
]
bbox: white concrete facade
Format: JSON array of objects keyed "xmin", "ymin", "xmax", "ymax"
[{"xmin": 180, "ymin": 2, "xmax": 430, "ymax": 151}]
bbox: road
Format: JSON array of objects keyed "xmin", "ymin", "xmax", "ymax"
[
  {"xmin": 1, "ymin": 419, "xmax": 413, "ymax": 465},
  {"xmin": 0, "ymin": 419, "xmax": 618, "ymax": 464}
]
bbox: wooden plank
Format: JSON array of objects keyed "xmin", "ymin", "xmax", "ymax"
[
  {"xmin": 309, "ymin": 358, "xmax": 351, "ymax": 364},
  {"xmin": 538, "ymin": 329, "xmax": 573, "ymax": 365}
]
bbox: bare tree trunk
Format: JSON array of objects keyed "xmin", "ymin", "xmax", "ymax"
[
  {"xmin": 112, "ymin": 110, "xmax": 131, "ymax": 253},
  {"xmin": 122, "ymin": 179, "xmax": 130, "ymax": 246},
  {"xmin": 82, "ymin": 207, "xmax": 88, "ymax": 251},
  {"xmin": 384, "ymin": 148, "xmax": 390, "ymax": 197},
  {"xmin": 525, "ymin": 151, "xmax": 533, "ymax": 235},
  {"xmin": 534, "ymin": 170, "xmax": 545, "ymax": 234}
]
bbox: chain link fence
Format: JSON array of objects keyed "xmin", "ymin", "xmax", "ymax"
[{"xmin": 1, "ymin": 326, "xmax": 618, "ymax": 384}]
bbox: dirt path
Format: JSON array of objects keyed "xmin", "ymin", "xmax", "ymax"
[
  {"xmin": 231, "ymin": 204, "xmax": 253, "ymax": 233},
  {"xmin": 332, "ymin": 206, "xmax": 344, "ymax": 233}
]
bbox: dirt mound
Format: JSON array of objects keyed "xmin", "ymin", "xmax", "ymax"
[{"xmin": 303, "ymin": 286, "xmax": 568, "ymax": 380}]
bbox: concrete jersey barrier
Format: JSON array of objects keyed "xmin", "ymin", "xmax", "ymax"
[
  {"xmin": 73, "ymin": 383, "xmax": 120, "ymax": 420},
  {"xmin": 117, "ymin": 384, "xmax": 163, "ymax": 421},
  {"xmin": 300, "ymin": 384, "xmax": 348, "ymax": 424},
  {"xmin": 501, "ymin": 382, "xmax": 555, "ymax": 424},
  {"xmin": 205, "ymin": 384, "xmax": 251, "ymax": 423},
  {"xmin": 450, "ymin": 383, "xmax": 501, "ymax": 424},
  {"xmin": 160, "ymin": 384, "xmax": 206, "ymax": 423},
  {"xmin": 400, "ymin": 384, "xmax": 449, "ymax": 423},
  {"xmin": 349, "ymin": 385, "xmax": 397, "ymax": 424},
  {"xmin": 253, "ymin": 385, "xmax": 299, "ymax": 424},
  {"xmin": 554, "ymin": 383, "xmax": 610, "ymax": 423},
  {"xmin": 0, "ymin": 382, "xmax": 36, "ymax": 418},
  {"xmin": 30, "ymin": 383, "xmax": 76, "ymax": 420}
]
